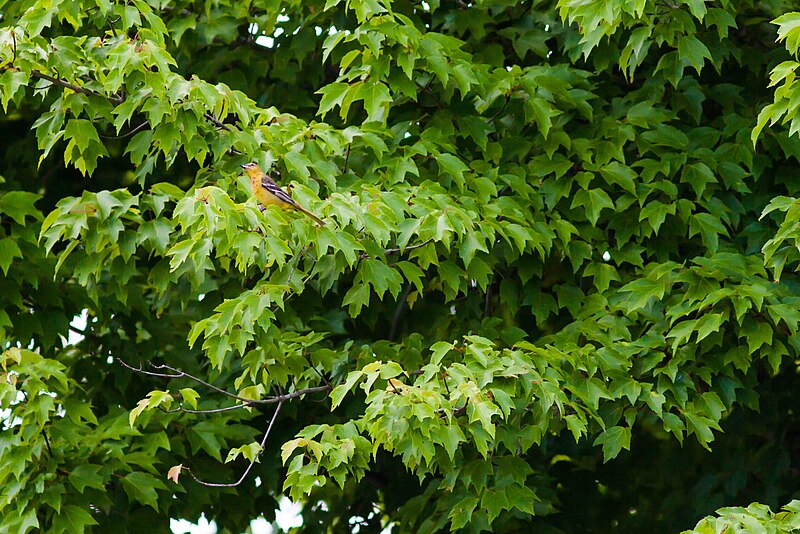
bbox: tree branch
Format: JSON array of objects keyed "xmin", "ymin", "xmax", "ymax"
[
  {"xmin": 30, "ymin": 71, "xmax": 125, "ymax": 104},
  {"xmin": 117, "ymin": 358, "xmax": 331, "ymax": 405},
  {"xmin": 203, "ymin": 111, "xmax": 231, "ymax": 131},
  {"xmin": 360, "ymin": 238, "xmax": 433, "ymax": 260},
  {"xmin": 99, "ymin": 121, "xmax": 149, "ymax": 139},
  {"xmin": 343, "ymin": 143, "xmax": 351, "ymax": 174},
  {"xmin": 384, "ymin": 238, "xmax": 433, "ymax": 256},
  {"xmin": 389, "ymin": 284, "xmax": 413, "ymax": 341},
  {"xmin": 185, "ymin": 400, "xmax": 284, "ymax": 487},
  {"xmin": 161, "ymin": 403, "xmax": 258, "ymax": 415},
  {"xmin": 26, "ymin": 70, "xmax": 237, "ymax": 141}
]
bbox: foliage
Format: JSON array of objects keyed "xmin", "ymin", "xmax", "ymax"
[
  {"xmin": 2, "ymin": 0, "xmax": 800, "ymax": 532},
  {"xmin": 683, "ymin": 500, "xmax": 800, "ymax": 534}
]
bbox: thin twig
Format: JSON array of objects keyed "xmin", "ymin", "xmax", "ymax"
[
  {"xmin": 118, "ymin": 358, "xmax": 184, "ymax": 379},
  {"xmin": 360, "ymin": 238, "xmax": 433, "ymax": 260},
  {"xmin": 106, "ymin": 16, "xmax": 119, "ymax": 38},
  {"xmin": 304, "ymin": 354, "xmax": 331, "ymax": 387},
  {"xmin": 487, "ymin": 94, "xmax": 510, "ymax": 124},
  {"xmin": 204, "ymin": 112, "xmax": 231, "ymax": 131},
  {"xmin": 186, "ymin": 400, "xmax": 284, "ymax": 487},
  {"xmin": 389, "ymin": 284, "xmax": 413, "ymax": 341},
  {"xmin": 283, "ymin": 271, "xmax": 316, "ymax": 305},
  {"xmin": 343, "ymin": 143, "xmax": 351, "ymax": 174},
  {"xmin": 161, "ymin": 403, "xmax": 258, "ymax": 415},
  {"xmin": 100, "ymin": 121, "xmax": 148, "ymax": 139},
  {"xmin": 30, "ymin": 71, "xmax": 124, "ymax": 104},
  {"xmin": 69, "ymin": 325, "xmax": 87, "ymax": 337},
  {"xmin": 117, "ymin": 358, "xmax": 331, "ymax": 405},
  {"xmin": 20, "ymin": 390, "xmax": 54, "ymax": 457},
  {"xmin": 42, "ymin": 424, "xmax": 54, "ymax": 457},
  {"xmin": 27, "ymin": 70, "xmax": 234, "ymax": 141},
  {"xmin": 279, "ymin": 246, "xmax": 307, "ymax": 302},
  {"xmin": 384, "ymin": 237, "xmax": 433, "ymax": 256},
  {"xmin": 439, "ymin": 403, "xmax": 467, "ymax": 418}
]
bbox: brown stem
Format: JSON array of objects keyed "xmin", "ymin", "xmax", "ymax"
[
  {"xmin": 389, "ymin": 284, "xmax": 413, "ymax": 341},
  {"xmin": 117, "ymin": 358, "xmax": 331, "ymax": 405},
  {"xmin": 30, "ymin": 71, "xmax": 124, "ymax": 104},
  {"xmin": 186, "ymin": 400, "xmax": 284, "ymax": 487}
]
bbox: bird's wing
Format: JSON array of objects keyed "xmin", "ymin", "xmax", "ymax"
[{"xmin": 261, "ymin": 177, "xmax": 296, "ymax": 206}]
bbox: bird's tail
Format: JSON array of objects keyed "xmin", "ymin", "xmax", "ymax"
[{"xmin": 295, "ymin": 203, "xmax": 326, "ymax": 226}]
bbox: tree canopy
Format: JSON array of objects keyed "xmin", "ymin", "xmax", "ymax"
[{"xmin": 2, "ymin": 0, "xmax": 800, "ymax": 532}]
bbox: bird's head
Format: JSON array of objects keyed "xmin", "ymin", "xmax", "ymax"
[{"xmin": 240, "ymin": 162, "xmax": 263, "ymax": 178}]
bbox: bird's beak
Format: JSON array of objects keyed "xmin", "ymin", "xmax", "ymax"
[{"xmin": 240, "ymin": 164, "xmax": 248, "ymax": 169}]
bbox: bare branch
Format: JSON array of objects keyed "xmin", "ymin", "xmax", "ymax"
[
  {"xmin": 161, "ymin": 403, "xmax": 258, "ymax": 415},
  {"xmin": 389, "ymin": 284, "xmax": 413, "ymax": 341},
  {"xmin": 360, "ymin": 238, "xmax": 434, "ymax": 260},
  {"xmin": 343, "ymin": 143, "xmax": 351, "ymax": 174},
  {"xmin": 69, "ymin": 325, "xmax": 87, "ymax": 337},
  {"xmin": 117, "ymin": 358, "xmax": 184, "ymax": 379},
  {"xmin": 117, "ymin": 358, "xmax": 332, "ymax": 405},
  {"xmin": 385, "ymin": 238, "xmax": 433, "ymax": 256},
  {"xmin": 25, "ymin": 70, "xmax": 236, "ymax": 141},
  {"xmin": 203, "ymin": 112, "xmax": 231, "ymax": 131},
  {"xmin": 282, "ymin": 269, "xmax": 317, "ymax": 306},
  {"xmin": 279, "ymin": 246, "xmax": 308, "ymax": 302},
  {"xmin": 99, "ymin": 121, "xmax": 149, "ymax": 139},
  {"xmin": 185, "ymin": 400, "xmax": 284, "ymax": 487},
  {"xmin": 30, "ymin": 71, "xmax": 125, "ymax": 104},
  {"xmin": 303, "ymin": 353, "xmax": 331, "ymax": 387},
  {"xmin": 487, "ymin": 94, "xmax": 511, "ymax": 124}
]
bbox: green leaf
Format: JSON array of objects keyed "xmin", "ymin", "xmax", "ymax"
[
  {"xmin": 0, "ymin": 238, "xmax": 22, "ymax": 275},
  {"xmin": 695, "ymin": 312, "xmax": 724, "ymax": 343},
  {"xmin": 68, "ymin": 464, "xmax": 106, "ymax": 493},
  {"xmin": 775, "ymin": 12, "xmax": 800, "ymax": 55},
  {"xmin": 449, "ymin": 496, "xmax": 479, "ymax": 530},
  {"xmin": 468, "ymin": 399, "xmax": 499, "ymax": 439},
  {"xmin": 51, "ymin": 505, "xmax": 97, "ymax": 533},
  {"xmin": 677, "ymin": 36, "xmax": 712, "ymax": 74},
  {"xmin": 742, "ymin": 321, "xmax": 773, "ymax": 355},
  {"xmin": 571, "ymin": 188, "xmax": 615, "ymax": 225},
  {"xmin": 593, "ymin": 426, "xmax": 632, "ymax": 462},
  {"xmin": 121, "ymin": 472, "xmax": 164, "ymax": 510},
  {"xmin": 283, "ymin": 151, "xmax": 312, "ymax": 180},
  {"xmin": 226, "ymin": 442, "xmax": 263, "ymax": 463},
  {"xmin": 481, "ymin": 488, "xmax": 510, "ymax": 523},
  {"xmin": 357, "ymin": 81, "xmax": 392, "ymax": 123},
  {"xmin": 600, "ymin": 162, "xmax": 637, "ymax": 194},
  {"xmin": 330, "ymin": 370, "xmax": 363, "ymax": 409},
  {"xmin": 685, "ymin": 411, "xmax": 720, "ymax": 450},
  {"xmin": 437, "ymin": 153, "xmax": 468, "ymax": 191},
  {"xmin": 0, "ymin": 191, "xmax": 41, "ymax": 225},
  {"xmin": 317, "ymin": 82, "xmax": 350, "ymax": 117},
  {"xmin": 639, "ymin": 201, "xmax": 675, "ymax": 234},
  {"xmin": 683, "ymin": 0, "xmax": 707, "ymax": 21},
  {"xmin": 63, "ymin": 119, "xmax": 107, "ymax": 175},
  {"xmin": 505, "ymin": 483, "xmax": 536, "ymax": 515},
  {"xmin": 681, "ymin": 162, "xmax": 717, "ymax": 199},
  {"xmin": 524, "ymin": 97, "xmax": 555, "ymax": 138},
  {"xmin": 689, "ymin": 213, "xmax": 728, "ymax": 253},
  {"xmin": 0, "ymin": 69, "xmax": 28, "ymax": 112},
  {"xmin": 179, "ymin": 388, "xmax": 200, "ymax": 409},
  {"xmin": 343, "ymin": 282, "xmax": 370, "ymax": 317}
]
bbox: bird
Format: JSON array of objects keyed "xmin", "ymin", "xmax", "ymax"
[{"xmin": 240, "ymin": 162, "xmax": 325, "ymax": 226}]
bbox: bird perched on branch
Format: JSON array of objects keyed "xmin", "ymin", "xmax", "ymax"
[{"xmin": 240, "ymin": 162, "xmax": 325, "ymax": 226}]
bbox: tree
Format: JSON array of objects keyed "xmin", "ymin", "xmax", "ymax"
[{"xmin": 2, "ymin": 0, "xmax": 800, "ymax": 532}]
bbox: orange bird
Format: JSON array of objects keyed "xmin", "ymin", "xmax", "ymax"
[{"xmin": 241, "ymin": 162, "xmax": 325, "ymax": 226}]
